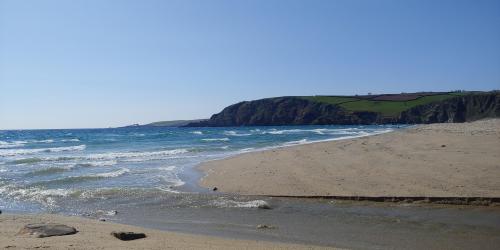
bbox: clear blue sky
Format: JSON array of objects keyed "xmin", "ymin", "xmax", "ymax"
[{"xmin": 1, "ymin": 0, "xmax": 499, "ymax": 129}]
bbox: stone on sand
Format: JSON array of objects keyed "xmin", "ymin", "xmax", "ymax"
[
  {"xmin": 111, "ymin": 231, "xmax": 146, "ymax": 241},
  {"xmin": 257, "ymin": 224, "xmax": 276, "ymax": 229},
  {"xmin": 17, "ymin": 223, "xmax": 77, "ymax": 238}
]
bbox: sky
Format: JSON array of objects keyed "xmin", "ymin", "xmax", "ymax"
[{"xmin": 1, "ymin": 0, "xmax": 499, "ymax": 129}]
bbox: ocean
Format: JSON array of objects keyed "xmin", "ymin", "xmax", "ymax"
[
  {"xmin": 2, "ymin": 125, "xmax": 500, "ymax": 249},
  {"xmin": 0, "ymin": 124, "xmax": 396, "ymax": 214}
]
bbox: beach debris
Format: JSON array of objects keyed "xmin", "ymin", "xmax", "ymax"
[
  {"xmin": 17, "ymin": 223, "xmax": 77, "ymax": 238},
  {"xmin": 111, "ymin": 231, "xmax": 146, "ymax": 241},
  {"xmin": 257, "ymin": 224, "xmax": 276, "ymax": 229},
  {"xmin": 212, "ymin": 187, "xmax": 218, "ymax": 191},
  {"xmin": 99, "ymin": 218, "xmax": 106, "ymax": 222},
  {"xmin": 441, "ymin": 144, "xmax": 446, "ymax": 147}
]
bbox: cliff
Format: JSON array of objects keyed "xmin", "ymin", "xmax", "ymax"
[
  {"xmin": 187, "ymin": 92, "xmax": 500, "ymax": 126},
  {"xmin": 398, "ymin": 92, "xmax": 500, "ymax": 123}
]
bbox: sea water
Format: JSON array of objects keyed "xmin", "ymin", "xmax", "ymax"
[
  {"xmin": 2, "ymin": 125, "xmax": 500, "ymax": 249},
  {"xmin": 0, "ymin": 125, "xmax": 397, "ymax": 213}
]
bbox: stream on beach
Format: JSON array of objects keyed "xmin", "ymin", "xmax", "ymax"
[{"xmin": 1, "ymin": 125, "xmax": 499, "ymax": 249}]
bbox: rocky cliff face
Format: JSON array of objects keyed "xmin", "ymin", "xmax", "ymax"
[
  {"xmin": 187, "ymin": 92, "xmax": 500, "ymax": 127},
  {"xmin": 188, "ymin": 97, "xmax": 385, "ymax": 126},
  {"xmin": 397, "ymin": 92, "xmax": 500, "ymax": 123}
]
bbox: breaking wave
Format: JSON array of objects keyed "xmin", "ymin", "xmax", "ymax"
[
  {"xmin": 0, "ymin": 145, "xmax": 86, "ymax": 156},
  {"xmin": 0, "ymin": 183, "xmax": 73, "ymax": 207},
  {"xmin": 223, "ymin": 131, "xmax": 252, "ymax": 136},
  {"xmin": 0, "ymin": 140, "xmax": 27, "ymax": 149},
  {"xmin": 30, "ymin": 168, "xmax": 130, "ymax": 186},
  {"xmin": 61, "ymin": 138, "xmax": 80, "ymax": 142},
  {"xmin": 85, "ymin": 149, "xmax": 189, "ymax": 161},
  {"xmin": 201, "ymin": 138, "xmax": 230, "ymax": 142},
  {"xmin": 76, "ymin": 160, "xmax": 117, "ymax": 167},
  {"xmin": 283, "ymin": 139, "xmax": 308, "ymax": 146},
  {"xmin": 0, "ymin": 139, "xmax": 62, "ymax": 148}
]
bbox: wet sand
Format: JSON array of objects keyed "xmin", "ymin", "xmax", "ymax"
[
  {"xmin": 0, "ymin": 213, "xmax": 334, "ymax": 249},
  {"xmin": 3, "ymin": 195, "xmax": 500, "ymax": 250},
  {"xmin": 199, "ymin": 119, "xmax": 500, "ymax": 197},
  {"xmin": 109, "ymin": 196, "xmax": 500, "ymax": 250}
]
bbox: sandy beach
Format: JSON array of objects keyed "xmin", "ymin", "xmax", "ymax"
[
  {"xmin": 0, "ymin": 213, "xmax": 335, "ymax": 250},
  {"xmin": 200, "ymin": 119, "xmax": 500, "ymax": 197}
]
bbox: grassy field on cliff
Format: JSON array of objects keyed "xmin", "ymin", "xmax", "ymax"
[{"xmin": 302, "ymin": 92, "xmax": 469, "ymax": 116}]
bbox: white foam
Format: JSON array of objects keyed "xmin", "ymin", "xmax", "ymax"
[
  {"xmin": 211, "ymin": 198, "xmax": 270, "ymax": 208},
  {"xmin": 0, "ymin": 140, "xmax": 26, "ymax": 149},
  {"xmin": 224, "ymin": 131, "xmax": 252, "ymax": 136},
  {"xmin": 262, "ymin": 128, "xmax": 364, "ymax": 135},
  {"xmin": 276, "ymin": 129, "xmax": 394, "ymax": 148},
  {"xmin": 220, "ymin": 128, "xmax": 396, "ymax": 158},
  {"xmin": 86, "ymin": 149, "xmax": 189, "ymax": 161},
  {"xmin": 48, "ymin": 145, "xmax": 86, "ymax": 152},
  {"xmin": 190, "ymin": 131, "xmax": 203, "ymax": 135},
  {"xmin": 201, "ymin": 138, "xmax": 230, "ymax": 142},
  {"xmin": 163, "ymin": 177, "xmax": 185, "ymax": 187},
  {"xmin": 78, "ymin": 160, "xmax": 117, "ymax": 167},
  {"xmin": 157, "ymin": 168, "xmax": 185, "ymax": 192},
  {"xmin": 61, "ymin": 138, "xmax": 80, "ymax": 142},
  {"xmin": 38, "ymin": 139, "xmax": 54, "ymax": 143},
  {"xmin": 0, "ymin": 184, "xmax": 73, "ymax": 207},
  {"xmin": 262, "ymin": 129, "xmax": 303, "ymax": 135},
  {"xmin": 157, "ymin": 165, "xmax": 176, "ymax": 171},
  {"xmin": 93, "ymin": 168, "xmax": 130, "ymax": 178},
  {"xmin": 283, "ymin": 139, "xmax": 308, "ymax": 146},
  {"xmin": 0, "ymin": 145, "xmax": 86, "ymax": 156},
  {"xmin": 238, "ymin": 147, "xmax": 255, "ymax": 153},
  {"xmin": 0, "ymin": 139, "xmax": 56, "ymax": 146}
]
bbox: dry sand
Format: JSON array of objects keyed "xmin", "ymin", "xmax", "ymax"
[
  {"xmin": 0, "ymin": 213, "xmax": 335, "ymax": 249},
  {"xmin": 200, "ymin": 119, "xmax": 500, "ymax": 197}
]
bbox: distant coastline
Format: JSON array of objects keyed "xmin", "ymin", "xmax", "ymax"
[{"xmin": 119, "ymin": 119, "xmax": 208, "ymax": 128}]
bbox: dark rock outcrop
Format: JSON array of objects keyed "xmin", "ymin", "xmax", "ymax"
[{"xmin": 187, "ymin": 92, "xmax": 499, "ymax": 126}]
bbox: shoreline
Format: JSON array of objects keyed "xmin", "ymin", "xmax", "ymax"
[
  {"xmin": 266, "ymin": 195, "xmax": 500, "ymax": 206},
  {"xmin": 3, "ymin": 121, "xmax": 500, "ymax": 249},
  {"xmin": 0, "ymin": 213, "xmax": 335, "ymax": 249},
  {"xmin": 199, "ymin": 119, "xmax": 500, "ymax": 198},
  {"xmin": 192, "ymin": 125, "xmax": 400, "ymax": 191}
]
